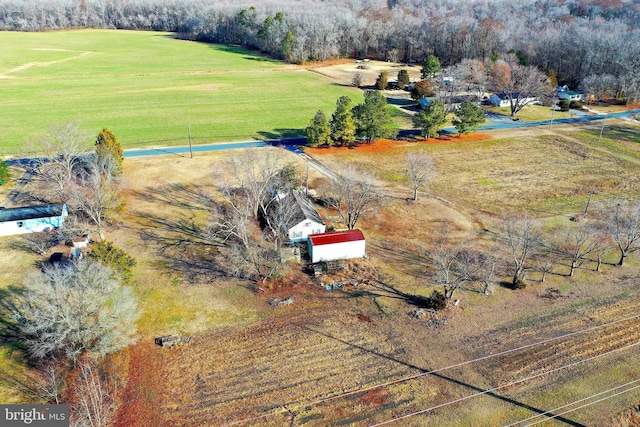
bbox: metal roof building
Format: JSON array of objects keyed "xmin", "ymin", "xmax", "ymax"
[
  {"xmin": 0, "ymin": 204, "xmax": 68, "ymax": 236},
  {"xmin": 307, "ymin": 229, "xmax": 366, "ymax": 263}
]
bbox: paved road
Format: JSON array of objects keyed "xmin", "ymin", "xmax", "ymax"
[{"xmin": 399, "ymin": 108, "xmax": 640, "ymax": 138}]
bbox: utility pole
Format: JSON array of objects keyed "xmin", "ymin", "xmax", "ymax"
[
  {"xmin": 583, "ymin": 188, "xmax": 595, "ymax": 218},
  {"xmin": 549, "ymin": 97, "xmax": 557, "ymax": 130},
  {"xmin": 188, "ymin": 123, "xmax": 193, "ymax": 158}
]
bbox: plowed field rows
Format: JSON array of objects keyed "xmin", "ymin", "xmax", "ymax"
[
  {"xmin": 160, "ymin": 311, "xmax": 418, "ymax": 426},
  {"xmin": 155, "ymin": 296, "xmax": 640, "ymax": 426}
]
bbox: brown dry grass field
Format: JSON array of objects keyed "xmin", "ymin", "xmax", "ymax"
[
  {"xmin": 308, "ymin": 59, "xmax": 422, "ymax": 88},
  {"xmin": 2, "ymin": 118, "xmax": 640, "ymax": 425}
]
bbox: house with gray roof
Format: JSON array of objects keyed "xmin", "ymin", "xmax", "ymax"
[
  {"xmin": 280, "ymin": 191, "xmax": 325, "ymax": 243},
  {"xmin": 0, "ymin": 204, "xmax": 68, "ymax": 237}
]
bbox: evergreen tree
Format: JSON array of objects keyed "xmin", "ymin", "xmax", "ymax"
[
  {"xmin": 413, "ymin": 99, "xmax": 447, "ymax": 139},
  {"xmin": 352, "ymin": 90, "xmax": 397, "ymax": 144},
  {"xmin": 0, "ymin": 158, "xmax": 10, "ymax": 183},
  {"xmin": 304, "ymin": 110, "xmax": 331, "ymax": 147},
  {"xmin": 451, "ymin": 101, "xmax": 486, "ymax": 135},
  {"xmin": 548, "ymin": 69, "xmax": 558, "ymax": 89},
  {"xmin": 375, "ymin": 71, "xmax": 389, "ymax": 90},
  {"xmin": 282, "ymin": 30, "xmax": 296, "ymax": 63},
  {"xmin": 330, "ymin": 96, "xmax": 356, "ymax": 147},
  {"xmin": 88, "ymin": 241, "xmax": 137, "ymax": 283},
  {"xmin": 397, "ymin": 69, "xmax": 410, "ymax": 89},
  {"xmin": 95, "ymin": 128, "xmax": 123, "ymax": 175},
  {"xmin": 421, "ymin": 55, "xmax": 441, "ymax": 80}
]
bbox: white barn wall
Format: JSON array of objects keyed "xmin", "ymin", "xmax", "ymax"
[{"xmin": 310, "ymin": 240, "xmax": 366, "ymax": 263}]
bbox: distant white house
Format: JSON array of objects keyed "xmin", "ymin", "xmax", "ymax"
[
  {"xmin": 276, "ymin": 191, "xmax": 325, "ymax": 243},
  {"xmin": 0, "ymin": 204, "xmax": 68, "ymax": 237},
  {"xmin": 558, "ymin": 90, "xmax": 583, "ymax": 102},
  {"xmin": 307, "ymin": 229, "xmax": 366, "ymax": 264},
  {"xmin": 489, "ymin": 93, "xmax": 537, "ymax": 108}
]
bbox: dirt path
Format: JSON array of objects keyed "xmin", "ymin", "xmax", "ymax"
[{"xmin": 0, "ymin": 50, "xmax": 94, "ymax": 78}]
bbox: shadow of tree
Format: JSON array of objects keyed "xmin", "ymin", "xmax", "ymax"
[
  {"xmin": 129, "ymin": 210, "xmax": 228, "ymax": 283},
  {"xmin": 0, "ymin": 285, "xmax": 30, "ymax": 358},
  {"xmin": 331, "ymin": 275, "xmax": 434, "ymax": 312},
  {"xmin": 131, "ymin": 183, "xmax": 215, "ymax": 212},
  {"xmin": 127, "ymin": 184, "xmax": 232, "ymax": 283},
  {"xmin": 368, "ymin": 241, "xmax": 427, "ymax": 279},
  {"xmin": 256, "ymin": 128, "xmax": 304, "ymax": 140}
]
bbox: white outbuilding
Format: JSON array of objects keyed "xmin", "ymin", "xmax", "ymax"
[
  {"xmin": 0, "ymin": 204, "xmax": 68, "ymax": 237},
  {"xmin": 307, "ymin": 229, "xmax": 366, "ymax": 264}
]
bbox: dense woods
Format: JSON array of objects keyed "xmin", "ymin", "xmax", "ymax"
[{"xmin": 1, "ymin": 0, "xmax": 639, "ymax": 88}]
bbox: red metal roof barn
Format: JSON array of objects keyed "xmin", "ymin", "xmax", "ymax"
[{"xmin": 307, "ymin": 229, "xmax": 366, "ymax": 264}]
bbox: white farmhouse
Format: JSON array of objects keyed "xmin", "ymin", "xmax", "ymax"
[
  {"xmin": 0, "ymin": 204, "xmax": 68, "ymax": 237},
  {"xmin": 280, "ymin": 191, "xmax": 325, "ymax": 243},
  {"xmin": 307, "ymin": 229, "xmax": 366, "ymax": 264}
]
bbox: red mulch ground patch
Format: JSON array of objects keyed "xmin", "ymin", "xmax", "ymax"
[
  {"xmin": 114, "ymin": 342, "xmax": 165, "ymax": 427},
  {"xmin": 307, "ymin": 133, "xmax": 493, "ymax": 156}
]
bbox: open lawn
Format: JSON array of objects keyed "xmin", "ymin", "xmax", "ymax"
[{"xmin": 0, "ymin": 30, "xmax": 362, "ymax": 155}]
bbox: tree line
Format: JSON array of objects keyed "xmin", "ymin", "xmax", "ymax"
[{"xmin": 2, "ymin": 0, "xmax": 639, "ymax": 88}]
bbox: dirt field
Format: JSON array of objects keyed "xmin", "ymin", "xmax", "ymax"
[
  {"xmin": 308, "ymin": 60, "xmax": 422, "ymax": 88},
  {"xmin": 118, "ymin": 267, "xmax": 640, "ymax": 426}
]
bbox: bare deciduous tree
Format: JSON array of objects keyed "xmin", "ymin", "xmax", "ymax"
[
  {"xmin": 500, "ymin": 213, "xmax": 542, "ymax": 285},
  {"xmin": 323, "ymin": 168, "xmax": 383, "ymax": 230},
  {"xmin": 20, "ymin": 231, "xmax": 60, "ymax": 256},
  {"xmin": 68, "ymin": 357, "xmax": 117, "ymax": 427},
  {"xmin": 532, "ymin": 246, "xmax": 555, "ymax": 283},
  {"xmin": 222, "ymin": 147, "xmax": 287, "ymax": 220},
  {"xmin": 4, "ymin": 260, "xmax": 138, "ymax": 362},
  {"xmin": 423, "ymin": 225, "xmax": 494, "ymax": 300},
  {"xmin": 33, "ymin": 120, "xmax": 92, "ymax": 204},
  {"xmin": 406, "ymin": 150, "xmax": 435, "ymax": 201},
  {"xmin": 0, "ymin": 360, "xmax": 66, "ymax": 404},
  {"xmin": 207, "ymin": 181, "xmax": 286, "ymax": 285},
  {"xmin": 70, "ymin": 155, "xmax": 123, "ymax": 240},
  {"xmin": 556, "ymin": 226, "xmax": 598, "ymax": 277},
  {"xmin": 592, "ymin": 226, "xmax": 611, "ymax": 272},
  {"xmin": 602, "ymin": 200, "xmax": 640, "ymax": 266},
  {"xmin": 490, "ymin": 54, "xmax": 553, "ymax": 117}
]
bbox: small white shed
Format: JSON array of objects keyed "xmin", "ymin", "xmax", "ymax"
[{"xmin": 307, "ymin": 229, "xmax": 366, "ymax": 264}]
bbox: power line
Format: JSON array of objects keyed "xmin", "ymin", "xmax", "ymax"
[
  {"xmin": 223, "ymin": 313, "xmax": 640, "ymax": 426},
  {"xmin": 505, "ymin": 378, "xmax": 640, "ymax": 427},
  {"xmin": 368, "ymin": 340, "xmax": 640, "ymax": 426}
]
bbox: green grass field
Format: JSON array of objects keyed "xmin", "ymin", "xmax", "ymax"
[{"xmin": 0, "ymin": 30, "xmax": 362, "ymax": 155}]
